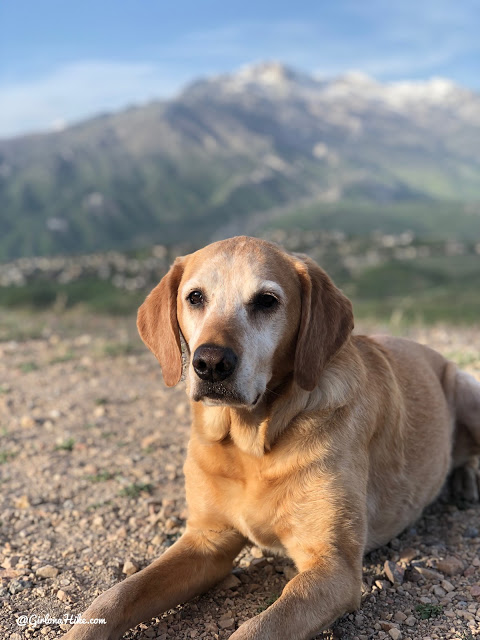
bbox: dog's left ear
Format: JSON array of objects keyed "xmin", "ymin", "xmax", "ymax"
[
  {"xmin": 137, "ymin": 257, "xmax": 185, "ymax": 387},
  {"xmin": 293, "ymin": 254, "xmax": 354, "ymax": 392}
]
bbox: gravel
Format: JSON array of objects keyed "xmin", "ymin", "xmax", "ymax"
[{"xmin": 1, "ymin": 314, "xmax": 479, "ymax": 639}]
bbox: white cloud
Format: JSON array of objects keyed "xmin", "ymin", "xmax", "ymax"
[{"xmin": 0, "ymin": 60, "xmax": 184, "ymax": 138}]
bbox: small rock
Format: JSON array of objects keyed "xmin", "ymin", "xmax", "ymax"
[
  {"xmin": 375, "ymin": 579, "xmax": 390, "ymax": 590},
  {"xmin": 10, "ymin": 634, "xmax": 22, "ymax": 640},
  {"xmin": 220, "ymin": 610, "xmax": 233, "ymax": 620},
  {"xmin": 405, "ymin": 615, "xmax": 416, "ymax": 626},
  {"xmin": 389, "ymin": 629, "xmax": 402, "ymax": 640},
  {"xmin": 92, "ymin": 515, "xmax": 104, "ymax": 528},
  {"xmin": 355, "ymin": 614, "xmax": 365, "ymax": 626},
  {"xmin": 204, "ymin": 622, "xmax": 218, "ymax": 633},
  {"xmin": 217, "ymin": 573, "xmax": 241, "ymax": 590},
  {"xmin": 399, "ymin": 548, "xmax": 418, "ymax": 564},
  {"xmin": 122, "ymin": 560, "xmax": 138, "ymax": 576},
  {"xmin": 384, "ymin": 560, "xmax": 405, "ymax": 585},
  {"xmin": 464, "ymin": 526, "xmax": 479, "ymax": 538},
  {"xmin": 36, "ymin": 565, "xmax": 59, "ymax": 579},
  {"xmin": 13, "ymin": 494, "xmax": 31, "ymax": 509},
  {"xmin": 57, "ymin": 589, "xmax": 68, "ymax": 601},
  {"xmin": 470, "ymin": 584, "xmax": 480, "ymax": 598},
  {"xmin": 20, "ymin": 415, "xmax": 36, "ymax": 428},
  {"xmin": 2, "ymin": 555, "xmax": 19, "ymax": 569},
  {"xmin": 283, "ymin": 566, "xmax": 298, "ymax": 580},
  {"xmin": 414, "ymin": 566, "xmax": 443, "ymax": 581},
  {"xmin": 250, "ymin": 557, "xmax": 268, "ymax": 568},
  {"xmin": 441, "ymin": 580, "xmax": 455, "ymax": 592},
  {"xmin": 394, "ymin": 612, "xmax": 407, "ymax": 623},
  {"xmin": 436, "ymin": 556, "xmax": 463, "ymax": 576},
  {"xmin": 218, "ymin": 618, "xmax": 235, "ymax": 630},
  {"xmin": 9, "ymin": 579, "xmax": 32, "ymax": 594},
  {"xmin": 380, "ymin": 621, "xmax": 395, "ymax": 631},
  {"xmin": 432, "ymin": 585, "xmax": 446, "ymax": 597}
]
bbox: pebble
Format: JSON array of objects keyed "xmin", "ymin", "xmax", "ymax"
[
  {"xmin": 414, "ymin": 566, "xmax": 443, "ymax": 581},
  {"xmin": 441, "ymin": 579, "xmax": 455, "ymax": 592},
  {"xmin": 9, "ymin": 579, "xmax": 32, "ymax": 594},
  {"xmin": 470, "ymin": 585, "xmax": 480, "ymax": 598},
  {"xmin": 436, "ymin": 556, "xmax": 464, "ymax": 576},
  {"xmin": 283, "ymin": 566, "xmax": 298, "ymax": 580},
  {"xmin": 20, "ymin": 415, "xmax": 36, "ymax": 428},
  {"xmin": 399, "ymin": 548, "xmax": 418, "ymax": 564},
  {"xmin": 384, "ymin": 561, "xmax": 405, "ymax": 585},
  {"xmin": 36, "ymin": 564, "xmax": 59, "ymax": 578},
  {"xmin": 218, "ymin": 618, "xmax": 235, "ymax": 630},
  {"xmin": 122, "ymin": 560, "xmax": 139, "ymax": 576},
  {"xmin": 389, "ymin": 629, "xmax": 402, "ymax": 640},
  {"xmin": 218, "ymin": 573, "xmax": 241, "ymax": 590},
  {"xmin": 13, "ymin": 494, "xmax": 31, "ymax": 509}
]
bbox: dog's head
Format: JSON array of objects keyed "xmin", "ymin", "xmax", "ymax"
[{"xmin": 137, "ymin": 236, "xmax": 353, "ymax": 408}]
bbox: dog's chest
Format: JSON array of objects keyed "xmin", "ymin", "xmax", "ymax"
[
  {"xmin": 199, "ymin": 449, "xmax": 294, "ymax": 554},
  {"xmin": 226, "ymin": 478, "xmax": 289, "ymax": 554}
]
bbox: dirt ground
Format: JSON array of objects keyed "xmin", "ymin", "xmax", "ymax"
[{"xmin": 1, "ymin": 311, "xmax": 480, "ymax": 640}]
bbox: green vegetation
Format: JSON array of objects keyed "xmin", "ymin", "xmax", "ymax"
[
  {"xmin": 1, "ymin": 240, "xmax": 479, "ymax": 325},
  {"xmin": 262, "ymin": 199, "xmax": 480, "ymax": 242},
  {"xmin": 103, "ymin": 342, "xmax": 140, "ymax": 357},
  {"xmin": 0, "ymin": 279, "xmax": 144, "ymax": 315},
  {"xmin": 0, "ymin": 450, "xmax": 17, "ymax": 464},
  {"xmin": 345, "ymin": 258, "xmax": 480, "ymax": 325},
  {"xmin": 19, "ymin": 361, "xmax": 38, "ymax": 373},
  {"xmin": 87, "ymin": 470, "xmax": 117, "ymax": 483},
  {"xmin": 55, "ymin": 437, "xmax": 75, "ymax": 451},
  {"xmin": 257, "ymin": 594, "xmax": 280, "ymax": 613},
  {"xmin": 119, "ymin": 482, "xmax": 153, "ymax": 498},
  {"xmin": 415, "ymin": 603, "xmax": 443, "ymax": 619},
  {"xmin": 49, "ymin": 351, "xmax": 75, "ymax": 364}
]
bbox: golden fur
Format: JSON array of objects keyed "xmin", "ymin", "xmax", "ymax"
[{"xmin": 64, "ymin": 236, "xmax": 480, "ymax": 640}]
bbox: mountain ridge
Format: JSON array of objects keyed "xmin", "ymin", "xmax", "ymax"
[{"xmin": 0, "ymin": 62, "xmax": 479, "ymax": 260}]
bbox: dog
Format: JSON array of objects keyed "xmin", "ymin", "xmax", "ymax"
[{"xmin": 64, "ymin": 236, "xmax": 480, "ymax": 640}]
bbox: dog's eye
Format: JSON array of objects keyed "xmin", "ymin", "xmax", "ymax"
[
  {"xmin": 187, "ymin": 291, "xmax": 204, "ymax": 306},
  {"xmin": 253, "ymin": 293, "xmax": 278, "ymax": 310}
]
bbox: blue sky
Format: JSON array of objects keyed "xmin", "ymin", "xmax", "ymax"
[{"xmin": 0, "ymin": 0, "xmax": 479, "ymax": 137}]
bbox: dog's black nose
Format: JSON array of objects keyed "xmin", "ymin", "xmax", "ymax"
[{"xmin": 193, "ymin": 344, "xmax": 238, "ymax": 382}]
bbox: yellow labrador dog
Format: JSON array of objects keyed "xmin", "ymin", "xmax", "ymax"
[{"xmin": 65, "ymin": 236, "xmax": 480, "ymax": 640}]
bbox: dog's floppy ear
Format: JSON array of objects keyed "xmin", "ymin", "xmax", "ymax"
[
  {"xmin": 137, "ymin": 257, "xmax": 185, "ymax": 387},
  {"xmin": 293, "ymin": 254, "xmax": 354, "ymax": 392}
]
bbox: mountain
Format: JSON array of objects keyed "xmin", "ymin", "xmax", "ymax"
[{"xmin": 1, "ymin": 62, "xmax": 479, "ymax": 259}]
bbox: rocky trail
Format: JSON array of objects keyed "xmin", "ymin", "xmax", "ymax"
[{"xmin": 1, "ymin": 313, "xmax": 480, "ymax": 640}]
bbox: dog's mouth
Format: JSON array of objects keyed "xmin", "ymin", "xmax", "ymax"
[{"xmin": 193, "ymin": 382, "xmax": 260, "ymax": 408}]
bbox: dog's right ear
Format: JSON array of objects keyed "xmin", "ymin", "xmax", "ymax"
[{"xmin": 137, "ymin": 257, "xmax": 185, "ymax": 387}]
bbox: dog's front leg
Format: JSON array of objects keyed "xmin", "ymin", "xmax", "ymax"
[
  {"xmin": 63, "ymin": 527, "xmax": 245, "ymax": 640},
  {"xmin": 230, "ymin": 555, "xmax": 362, "ymax": 640}
]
